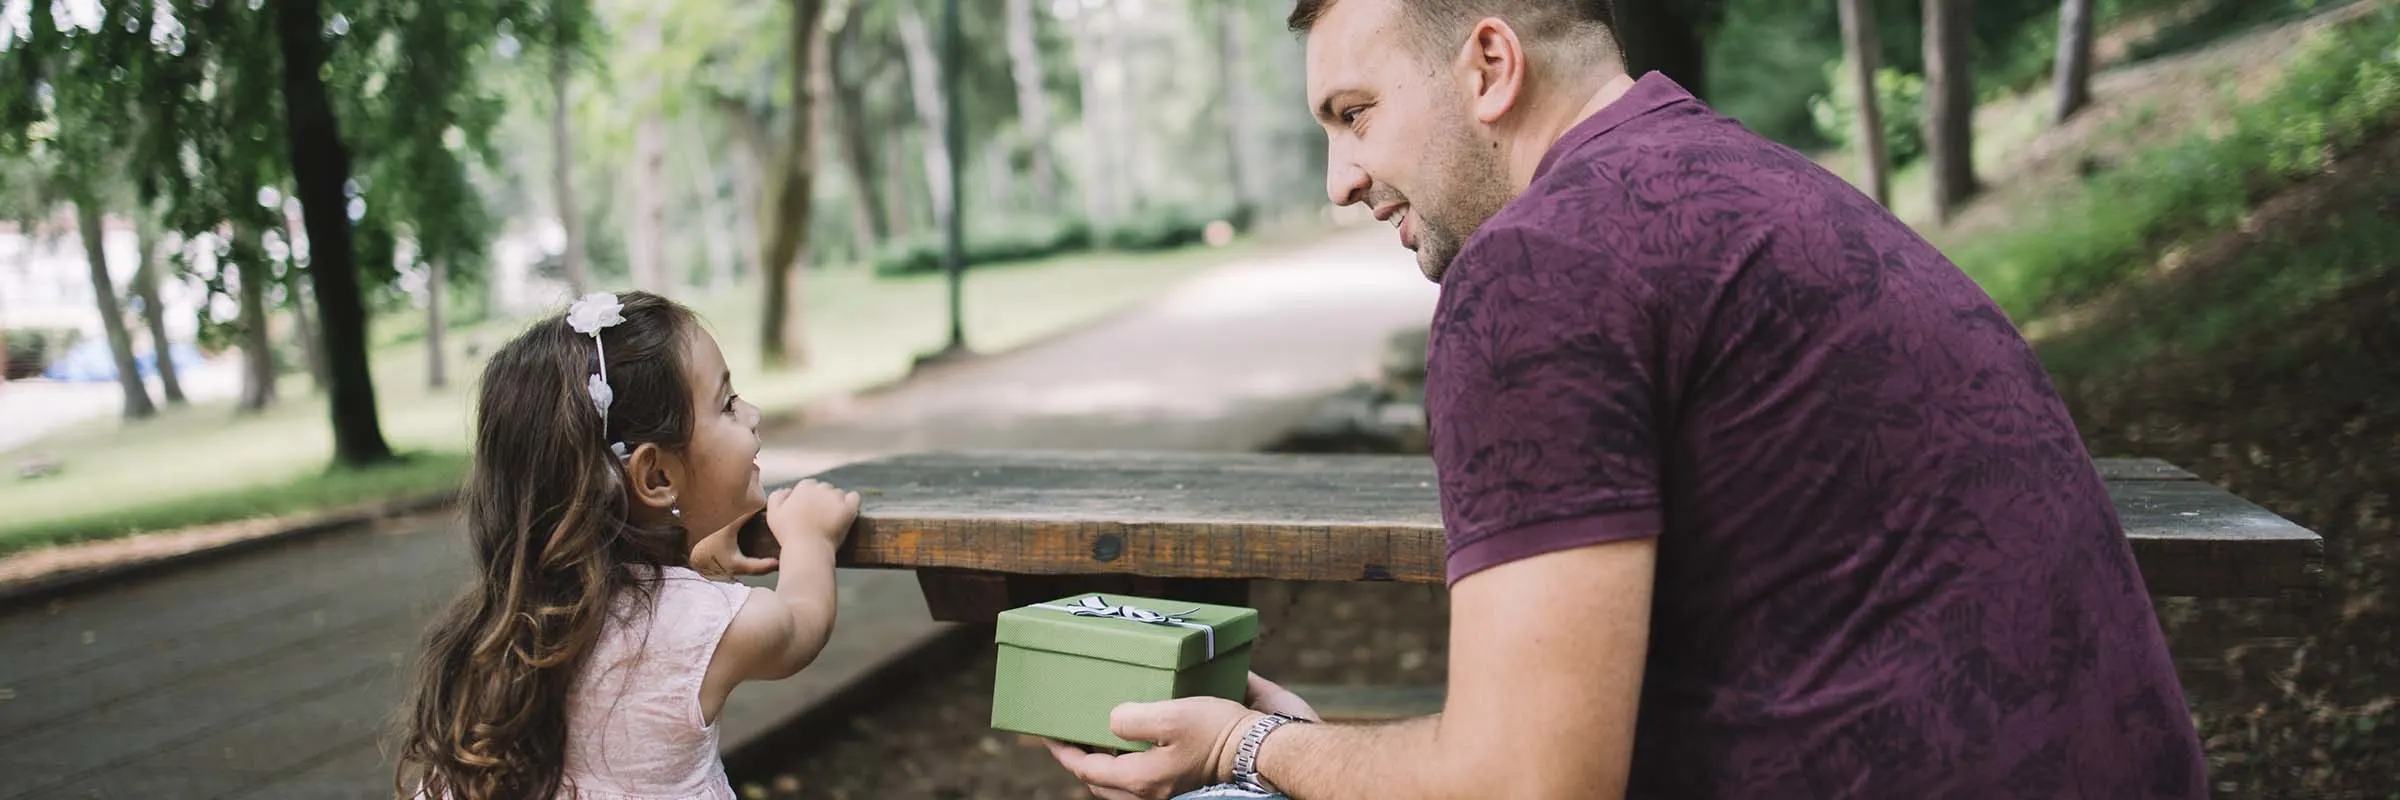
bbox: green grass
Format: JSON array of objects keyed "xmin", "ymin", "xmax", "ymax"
[
  {"xmin": 0, "ymin": 237, "xmax": 1281, "ymax": 555},
  {"xmin": 0, "ymin": 452, "xmax": 471, "ymax": 554},
  {"xmin": 2034, "ymin": 187, "xmax": 2400, "ymax": 378},
  {"xmin": 1947, "ymin": 4, "xmax": 2400, "ymax": 320}
]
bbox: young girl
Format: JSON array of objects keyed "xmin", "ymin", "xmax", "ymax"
[{"xmin": 396, "ymin": 291, "xmax": 861, "ymax": 799}]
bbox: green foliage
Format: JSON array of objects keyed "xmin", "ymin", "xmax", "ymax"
[
  {"xmin": 0, "ymin": 450, "xmax": 470, "ymax": 558},
  {"xmin": 869, "ymin": 206, "xmax": 1221, "ymax": 278},
  {"xmin": 1953, "ymin": 4, "xmax": 2400, "ymax": 319},
  {"xmin": 1809, "ymin": 63, "xmax": 1929, "ymax": 167},
  {"xmin": 2126, "ymin": 0, "xmax": 2367, "ymax": 62},
  {"xmin": 2, "ymin": 327, "xmax": 81, "ymax": 378}
]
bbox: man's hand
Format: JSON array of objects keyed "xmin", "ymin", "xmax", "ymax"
[
  {"xmin": 1046, "ymin": 673, "xmax": 1321, "ymax": 800},
  {"xmin": 690, "ymin": 509, "xmax": 777, "ymax": 580}
]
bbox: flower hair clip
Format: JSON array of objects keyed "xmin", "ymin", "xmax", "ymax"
[{"xmin": 566, "ymin": 292, "xmax": 628, "ymax": 457}]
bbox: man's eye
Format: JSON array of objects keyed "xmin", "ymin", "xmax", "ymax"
[{"xmin": 1340, "ymin": 106, "xmax": 1364, "ymax": 126}]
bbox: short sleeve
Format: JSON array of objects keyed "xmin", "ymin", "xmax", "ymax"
[{"xmin": 1427, "ymin": 222, "xmax": 1665, "ymax": 586}]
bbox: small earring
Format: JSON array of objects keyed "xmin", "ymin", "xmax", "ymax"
[{"xmin": 668, "ymin": 497, "xmax": 682, "ymax": 520}]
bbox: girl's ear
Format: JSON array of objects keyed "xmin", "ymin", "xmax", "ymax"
[{"xmin": 623, "ymin": 442, "xmax": 683, "ymax": 513}]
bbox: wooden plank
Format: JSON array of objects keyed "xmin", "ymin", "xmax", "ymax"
[
  {"xmin": 2093, "ymin": 457, "xmax": 2200, "ymax": 481},
  {"xmin": 912, "ymin": 569, "xmax": 1251, "ymax": 624},
  {"xmin": 2109, "ymin": 480, "xmax": 2327, "ymax": 599},
  {"xmin": 796, "ymin": 450, "xmax": 2321, "ymax": 598}
]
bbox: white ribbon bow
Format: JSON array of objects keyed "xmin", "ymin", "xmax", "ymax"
[{"xmin": 1032, "ymin": 595, "xmax": 1218, "ymax": 660}]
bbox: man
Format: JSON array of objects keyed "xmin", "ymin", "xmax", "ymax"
[{"xmin": 1047, "ymin": 0, "xmax": 2208, "ymax": 797}]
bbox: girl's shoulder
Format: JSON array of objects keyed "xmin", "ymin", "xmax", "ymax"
[{"xmin": 601, "ymin": 566, "xmax": 756, "ymax": 654}]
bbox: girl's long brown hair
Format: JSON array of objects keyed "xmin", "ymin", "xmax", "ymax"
[{"xmin": 395, "ymin": 292, "xmax": 701, "ymax": 799}]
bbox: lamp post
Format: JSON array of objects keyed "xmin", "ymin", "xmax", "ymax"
[{"xmin": 918, "ymin": 0, "xmax": 972, "ymax": 369}]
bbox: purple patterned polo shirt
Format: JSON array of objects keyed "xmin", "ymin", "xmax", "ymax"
[{"xmin": 1424, "ymin": 73, "xmax": 2206, "ymax": 797}]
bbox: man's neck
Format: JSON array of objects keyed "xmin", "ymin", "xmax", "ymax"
[{"xmin": 1506, "ymin": 71, "xmax": 1640, "ymax": 191}]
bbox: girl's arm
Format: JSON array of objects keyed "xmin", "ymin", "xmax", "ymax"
[{"xmin": 700, "ymin": 481, "xmax": 860, "ymax": 720}]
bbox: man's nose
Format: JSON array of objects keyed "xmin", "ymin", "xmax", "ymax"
[{"xmin": 1325, "ymin": 145, "xmax": 1368, "ymax": 206}]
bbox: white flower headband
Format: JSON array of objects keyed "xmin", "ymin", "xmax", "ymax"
[{"xmin": 565, "ymin": 292, "xmax": 630, "ymax": 460}]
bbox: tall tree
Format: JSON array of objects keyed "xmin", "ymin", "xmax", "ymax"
[
  {"xmin": 758, "ymin": 0, "xmax": 831, "ymax": 367},
  {"xmin": 233, "ymin": 227, "xmax": 278, "ymax": 413},
  {"xmin": 131, "ymin": 213, "xmax": 187, "ymax": 404},
  {"xmin": 426, "ymin": 256, "xmax": 449, "ymax": 389},
  {"xmin": 1217, "ymin": 2, "xmax": 1265, "ymax": 227},
  {"xmin": 1839, "ymin": 0, "xmax": 1893, "ymax": 207},
  {"xmin": 1068, "ymin": 1, "xmax": 1122, "ymax": 231},
  {"xmin": 1614, "ymin": 0, "xmax": 1717, "ymax": 101},
  {"xmin": 1003, "ymin": 0, "xmax": 1057, "ymax": 214},
  {"xmin": 627, "ymin": 15, "xmax": 670, "ymax": 295},
  {"xmin": 2053, "ymin": 0, "xmax": 2096, "ymax": 124},
  {"xmin": 551, "ymin": 14, "xmax": 592, "ymax": 296},
  {"xmin": 825, "ymin": 13, "xmax": 892, "ymax": 247},
  {"xmin": 75, "ymin": 198, "xmax": 156, "ymax": 420},
  {"xmin": 277, "ymin": 0, "xmax": 393, "ymax": 466},
  {"xmin": 1923, "ymin": 0, "xmax": 1979, "ymax": 223}
]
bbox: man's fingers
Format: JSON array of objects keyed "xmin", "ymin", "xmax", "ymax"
[
  {"xmin": 1107, "ymin": 701, "xmax": 1177, "ymax": 743},
  {"xmin": 1245, "ymin": 671, "xmax": 1321, "ymax": 721},
  {"xmin": 1046, "ymin": 740, "xmax": 1138, "ymax": 789}
]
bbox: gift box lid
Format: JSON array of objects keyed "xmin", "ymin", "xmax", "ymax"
[{"xmin": 995, "ymin": 594, "xmax": 1261, "ymax": 670}]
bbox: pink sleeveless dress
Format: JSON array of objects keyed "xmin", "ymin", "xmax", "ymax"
[{"xmin": 558, "ymin": 565, "xmax": 755, "ymax": 800}]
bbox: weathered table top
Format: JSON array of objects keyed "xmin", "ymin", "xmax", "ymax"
[{"xmin": 808, "ymin": 450, "xmax": 2324, "ymax": 598}]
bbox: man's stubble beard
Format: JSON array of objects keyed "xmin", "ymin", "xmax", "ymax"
[{"xmin": 1414, "ymin": 112, "xmax": 1517, "ymax": 284}]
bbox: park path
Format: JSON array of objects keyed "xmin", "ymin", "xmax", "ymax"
[{"xmin": 0, "ymin": 225, "xmax": 1436, "ymax": 799}]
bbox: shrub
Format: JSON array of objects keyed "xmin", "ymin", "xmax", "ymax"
[{"xmin": 1810, "ymin": 63, "xmax": 1929, "ymax": 168}]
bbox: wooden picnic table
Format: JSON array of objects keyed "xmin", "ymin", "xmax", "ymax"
[{"xmin": 787, "ymin": 450, "xmax": 2325, "ymax": 623}]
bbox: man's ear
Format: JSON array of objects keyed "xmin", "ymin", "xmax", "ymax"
[
  {"xmin": 1461, "ymin": 18, "xmax": 1528, "ymax": 125},
  {"xmin": 624, "ymin": 442, "xmax": 682, "ymax": 512}
]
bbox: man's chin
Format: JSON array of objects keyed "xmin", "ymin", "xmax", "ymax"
[{"xmin": 1416, "ymin": 250, "xmax": 1452, "ymax": 284}]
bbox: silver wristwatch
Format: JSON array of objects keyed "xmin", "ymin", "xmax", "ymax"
[{"xmin": 1230, "ymin": 712, "xmax": 1307, "ymax": 794}]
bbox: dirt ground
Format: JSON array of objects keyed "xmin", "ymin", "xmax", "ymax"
[{"xmin": 735, "ymin": 581, "xmax": 1453, "ymax": 799}]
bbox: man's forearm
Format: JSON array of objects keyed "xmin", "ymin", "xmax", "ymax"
[{"xmin": 1255, "ymin": 715, "xmax": 1456, "ymax": 800}]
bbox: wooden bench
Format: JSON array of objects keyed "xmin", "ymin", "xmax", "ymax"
[{"xmin": 786, "ymin": 450, "xmax": 2325, "ymax": 720}]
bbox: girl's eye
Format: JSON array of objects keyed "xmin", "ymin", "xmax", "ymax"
[
  {"xmin": 724, "ymin": 394, "xmax": 740, "ymax": 413},
  {"xmin": 1341, "ymin": 106, "xmax": 1367, "ymax": 128}
]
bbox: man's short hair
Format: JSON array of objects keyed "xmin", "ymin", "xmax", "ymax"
[{"xmin": 1287, "ymin": 0, "xmax": 1620, "ymax": 64}]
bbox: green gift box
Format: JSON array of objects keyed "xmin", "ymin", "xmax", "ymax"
[{"xmin": 990, "ymin": 593, "xmax": 1261, "ymax": 751}]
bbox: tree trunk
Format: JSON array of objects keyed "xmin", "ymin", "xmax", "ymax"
[
  {"xmin": 1924, "ymin": 0, "xmax": 1979, "ymax": 223},
  {"xmin": 1838, "ymin": 0, "xmax": 1892, "ymax": 207},
  {"xmin": 896, "ymin": 4, "xmax": 956, "ymax": 246},
  {"xmin": 277, "ymin": 0, "xmax": 393, "ymax": 467},
  {"xmin": 759, "ymin": 0, "xmax": 829, "ymax": 368},
  {"xmin": 132, "ymin": 215, "xmax": 186, "ymax": 404},
  {"xmin": 630, "ymin": 15, "xmax": 670, "ymax": 296},
  {"xmin": 2053, "ymin": 0, "xmax": 2095, "ymax": 125},
  {"xmin": 679, "ymin": 117, "xmax": 737, "ymax": 292},
  {"xmin": 1615, "ymin": 0, "xmax": 1709, "ymax": 101},
  {"xmin": 77, "ymin": 199, "xmax": 156, "ymax": 420},
  {"xmin": 426, "ymin": 255, "xmax": 447, "ymax": 389},
  {"xmin": 629, "ymin": 118, "xmax": 668, "ymax": 292},
  {"xmin": 829, "ymin": 24, "xmax": 890, "ymax": 247},
  {"xmin": 551, "ymin": 41, "xmax": 590, "ymax": 296},
  {"xmin": 285, "ymin": 259, "xmax": 326, "ymax": 393},
  {"xmin": 718, "ymin": 97, "xmax": 770, "ymax": 280},
  {"xmin": 234, "ymin": 226, "xmax": 277, "ymax": 413},
  {"xmin": 1005, "ymin": 0, "xmax": 1057, "ymax": 214},
  {"xmin": 1217, "ymin": 2, "xmax": 1263, "ymax": 227},
  {"xmin": 1069, "ymin": 4, "xmax": 1118, "ymax": 230}
]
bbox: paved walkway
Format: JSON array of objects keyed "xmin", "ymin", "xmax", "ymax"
[{"xmin": 0, "ymin": 226, "xmax": 1436, "ymax": 799}]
